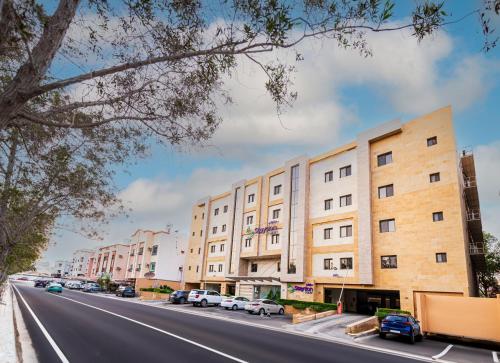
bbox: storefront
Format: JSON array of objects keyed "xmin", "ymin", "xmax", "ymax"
[{"xmin": 324, "ymin": 288, "xmax": 400, "ymax": 314}]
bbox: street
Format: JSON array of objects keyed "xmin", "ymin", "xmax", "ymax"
[{"xmin": 13, "ymin": 283, "xmax": 424, "ymax": 363}]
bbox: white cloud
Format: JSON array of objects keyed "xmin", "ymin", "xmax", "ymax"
[{"xmin": 475, "ymin": 141, "xmax": 500, "ymax": 238}]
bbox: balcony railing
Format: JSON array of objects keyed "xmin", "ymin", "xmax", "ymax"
[
  {"xmin": 470, "ymin": 242, "xmax": 485, "ymax": 255},
  {"xmin": 466, "ymin": 210, "xmax": 481, "ymax": 221}
]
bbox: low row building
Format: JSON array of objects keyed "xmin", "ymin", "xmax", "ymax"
[
  {"xmin": 182, "ymin": 106, "xmax": 486, "ymax": 315},
  {"xmin": 69, "ymin": 229, "xmax": 186, "ymax": 288}
]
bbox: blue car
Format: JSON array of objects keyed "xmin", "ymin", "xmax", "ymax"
[{"xmin": 379, "ymin": 314, "xmax": 423, "ymax": 344}]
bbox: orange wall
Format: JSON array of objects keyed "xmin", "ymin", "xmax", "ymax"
[
  {"xmin": 135, "ymin": 278, "xmax": 182, "ymax": 291},
  {"xmin": 415, "ymin": 293, "xmax": 500, "ymax": 342}
]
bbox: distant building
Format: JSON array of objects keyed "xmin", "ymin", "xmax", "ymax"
[
  {"xmin": 87, "ymin": 244, "xmax": 130, "ymax": 281},
  {"xmin": 52, "ymin": 260, "xmax": 72, "ymax": 277},
  {"xmin": 70, "ymin": 249, "xmax": 95, "ymax": 277},
  {"xmin": 125, "ymin": 229, "xmax": 186, "ymax": 282}
]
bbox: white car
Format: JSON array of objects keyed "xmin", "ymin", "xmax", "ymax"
[
  {"xmin": 66, "ymin": 281, "xmax": 83, "ymax": 289},
  {"xmin": 244, "ymin": 299, "xmax": 285, "ymax": 315},
  {"xmin": 188, "ymin": 289, "xmax": 222, "ymax": 307},
  {"xmin": 221, "ymin": 296, "xmax": 250, "ymax": 310}
]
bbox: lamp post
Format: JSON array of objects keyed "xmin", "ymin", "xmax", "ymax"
[{"xmin": 333, "ymin": 266, "xmax": 349, "ymax": 315}]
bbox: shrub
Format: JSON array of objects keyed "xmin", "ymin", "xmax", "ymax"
[
  {"xmin": 375, "ymin": 308, "xmax": 412, "ymax": 321},
  {"xmin": 278, "ymin": 299, "xmax": 337, "ymax": 312}
]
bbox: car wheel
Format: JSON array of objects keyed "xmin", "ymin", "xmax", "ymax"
[
  {"xmin": 200, "ymin": 299, "xmax": 208, "ymax": 307},
  {"xmin": 409, "ymin": 330, "xmax": 415, "ymax": 344},
  {"xmin": 232, "ymin": 305, "xmax": 237, "ymax": 311},
  {"xmin": 278, "ymin": 308, "xmax": 284, "ymax": 315},
  {"xmin": 179, "ymin": 297, "xmax": 186, "ymax": 304},
  {"xmin": 192, "ymin": 303, "xmax": 197, "ymax": 307},
  {"xmin": 379, "ymin": 332, "xmax": 386, "ymax": 339},
  {"xmin": 259, "ymin": 308, "xmax": 265, "ymax": 316},
  {"xmin": 416, "ymin": 333, "xmax": 423, "ymax": 342}
]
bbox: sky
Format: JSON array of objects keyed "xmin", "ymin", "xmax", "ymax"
[{"xmin": 42, "ymin": 1, "xmax": 500, "ymax": 263}]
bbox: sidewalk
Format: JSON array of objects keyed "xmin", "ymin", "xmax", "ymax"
[
  {"xmin": 285, "ymin": 313, "xmax": 367, "ymax": 340},
  {"xmin": 0, "ymin": 283, "xmax": 17, "ymax": 363}
]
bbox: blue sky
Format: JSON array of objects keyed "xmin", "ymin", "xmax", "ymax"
[{"xmin": 43, "ymin": 1, "xmax": 500, "ymax": 262}]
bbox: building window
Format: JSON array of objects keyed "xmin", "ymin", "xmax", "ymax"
[
  {"xmin": 248, "ymin": 193, "xmax": 255, "ymax": 203},
  {"xmin": 192, "ymin": 231, "xmax": 195, "ymax": 237},
  {"xmin": 194, "ymin": 215, "xmax": 197, "ymax": 220},
  {"xmin": 430, "ymin": 172, "xmax": 440, "ymax": 183},
  {"xmin": 218, "ymin": 264, "xmax": 223, "ymax": 272},
  {"xmin": 324, "ymin": 198, "xmax": 333, "ymax": 210},
  {"xmin": 220, "ymin": 244, "xmax": 224, "ymax": 252},
  {"xmin": 324, "ymin": 228, "xmax": 333, "ymax": 239},
  {"xmin": 136, "ymin": 263, "xmax": 141, "ymax": 271},
  {"xmin": 190, "ymin": 248, "xmax": 193, "ymax": 253},
  {"xmin": 202, "ymin": 212, "xmax": 204, "ymax": 219},
  {"xmin": 210, "ymin": 245, "xmax": 216, "ymax": 253},
  {"xmin": 274, "ymin": 184, "xmax": 282, "ymax": 195},
  {"xmin": 188, "ymin": 265, "xmax": 191, "ymax": 271},
  {"xmin": 245, "ymin": 238, "xmax": 251, "ymax": 247},
  {"xmin": 323, "ymin": 258, "xmax": 333, "ymax": 270},
  {"xmin": 340, "ymin": 165, "xmax": 352, "ymax": 178},
  {"xmin": 324, "ymin": 170, "xmax": 333, "ymax": 182},
  {"xmin": 246, "ymin": 215, "xmax": 254, "ymax": 225},
  {"xmin": 377, "ymin": 152, "xmax": 393, "ymax": 166},
  {"xmin": 379, "ymin": 219, "xmax": 396, "ymax": 233},
  {"xmin": 198, "ymin": 248, "xmax": 201, "ymax": 254},
  {"xmin": 222, "ymin": 224, "xmax": 226, "ymax": 232},
  {"xmin": 340, "ymin": 257, "xmax": 353, "ymax": 270},
  {"xmin": 277, "ymin": 261, "xmax": 281, "ymax": 272},
  {"xmin": 223, "ymin": 205, "xmax": 228, "ymax": 213},
  {"xmin": 271, "ymin": 234, "xmax": 279, "ymax": 244},
  {"xmin": 272, "ymin": 209, "xmax": 280, "ymax": 219},
  {"xmin": 214, "ymin": 208, "xmax": 219, "ymax": 216},
  {"xmin": 381, "ymin": 255, "xmax": 397, "ymax": 269},
  {"xmin": 251, "ymin": 263, "xmax": 258, "ymax": 272},
  {"xmin": 433, "ymin": 212, "xmax": 444, "ymax": 222},
  {"xmin": 378, "ymin": 184, "xmax": 394, "ymax": 198},
  {"xmin": 130, "ymin": 249, "xmax": 135, "ymax": 256},
  {"xmin": 138, "ymin": 247, "xmax": 144, "ymax": 255},
  {"xmin": 436, "ymin": 252, "xmax": 447, "ymax": 263},
  {"xmin": 339, "ymin": 194, "xmax": 352, "ymax": 207},
  {"xmin": 151, "ymin": 245, "xmax": 158, "ymax": 255},
  {"xmin": 427, "ymin": 136, "xmax": 438, "ymax": 147},
  {"xmin": 200, "ymin": 230, "xmax": 202, "ymax": 237},
  {"xmin": 212, "ymin": 226, "xmax": 217, "ymax": 234},
  {"xmin": 196, "ymin": 265, "xmax": 199, "ymax": 272},
  {"xmin": 150, "ymin": 262, "xmax": 156, "ymax": 272},
  {"xmin": 209, "ymin": 265, "xmax": 214, "ymax": 272},
  {"xmin": 340, "ymin": 225, "xmax": 353, "ymax": 238}
]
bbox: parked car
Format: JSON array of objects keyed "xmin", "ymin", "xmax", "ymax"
[
  {"xmin": 379, "ymin": 314, "xmax": 423, "ymax": 344},
  {"xmin": 45, "ymin": 282, "xmax": 63, "ymax": 293},
  {"xmin": 169, "ymin": 290, "xmax": 190, "ymax": 304},
  {"xmin": 82, "ymin": 283, "xmax": 102, "ymax": 293},
  {"xmin": 221, "ymin": 296, "xmax": 250, "ymax": 310},
  {"xmin": 34, "ymin": 279, "xmax": 50, "ymax": 288},
  {"xmin": 244, "ymin": 299, "xmax": 284, "ymax": 315},
  {"xmin": 66, "ymin": 281, "xmax": 84, "ymax": 289},
  {"xmin": 116, "ymin": 286, "xmax": 135, "ymax": 297},
  {"xmin": 188, "ymin": 290, "xmax": 222, "ymax": 307}
]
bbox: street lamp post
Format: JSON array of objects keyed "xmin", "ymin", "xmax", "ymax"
[{"xmin": 333, "ymin": 266, "xmax": 349, "ymax": 315}]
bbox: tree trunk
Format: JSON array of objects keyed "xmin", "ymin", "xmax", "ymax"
[{"xmin": 0, "ymin": 0, "xmax": 80, "ymax": 126}]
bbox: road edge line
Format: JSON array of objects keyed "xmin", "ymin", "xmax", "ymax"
[
  {"xmin": 11, "ymin": 284, "xmax": 69, "ymax": 363},
  {"xmin": 11, "ymin": 287, "xmax": 38, "ymax": 363},
  {"xmin": 50, "ymin": 293, "xmax": 248, "ymax": 363},
  {"xmin": 432, "ymin": 344, "xmax": 453, "ymax": 360},
  {"xmin": 493, "ymin": 351, "xmax": 499, "ymax": 363}
]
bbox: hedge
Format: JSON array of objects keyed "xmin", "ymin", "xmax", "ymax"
[
  {"xmin": 277, "ymin": 299, "xmax": 337, "ymax": 312},
  {"xmin": 375, "ymin": 308, "xmax": 412, "ymax": 320},
  {"xmin": 140, "ymin": 287, "xmax": 174, "ymax": 294}
]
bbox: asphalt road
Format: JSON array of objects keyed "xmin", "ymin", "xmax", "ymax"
[{"xmin": 13, "ymin": 283, "xmax": 424, "ymax": 363}]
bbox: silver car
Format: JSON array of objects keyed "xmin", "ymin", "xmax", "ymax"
[{"xmin": 244, "ymin": 299, "xmax": 285, "ymax": 315}]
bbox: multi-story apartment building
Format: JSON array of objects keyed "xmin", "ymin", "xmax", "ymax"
[
  {"xmin": 184, "ymin": 107, "xmax": 485, "ymax": 314},
  {"xmin": 88, "ymin": 244, "xmax": 130, "ymax": 281},
  {"xmin": 125, "ymin": 229, "xmax": 186, "ymax": 282},
  {"xmin": 52, "ymin": 260, "xmax": 72, "ymax": 277},
  {"xmin": 70, "ymin": 249, "xmax": 94, "ymax": 277}
]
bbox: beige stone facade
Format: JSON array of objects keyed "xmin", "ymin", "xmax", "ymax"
[{"xmin": 184, "ymin": 106, "xmax": 484, "ymax": 314}]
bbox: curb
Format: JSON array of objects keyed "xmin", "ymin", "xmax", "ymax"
[
  {"xmin": 12, "ymin": 287, "xmax": 38, "ymax": 362},
  {"xmin": 0, "ymin": 282, "xmax": 17, "ymax": 363}
]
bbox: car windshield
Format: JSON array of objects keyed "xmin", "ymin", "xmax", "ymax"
[
  {"xmin": 385, "ymin": 315, "xmax": 408, "ymax": 322},
  {"xmin": 191, "ymin": 290, "xmax": 205, "ymax": 294}
]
